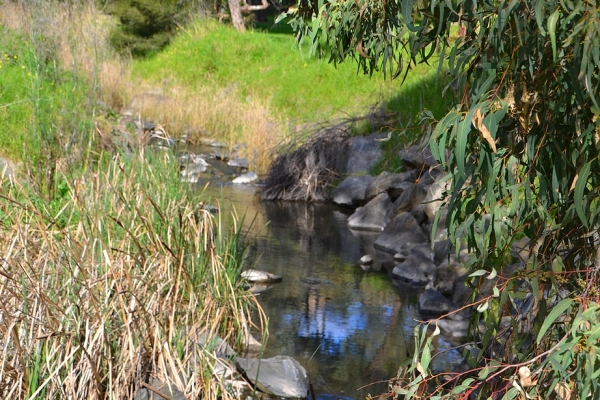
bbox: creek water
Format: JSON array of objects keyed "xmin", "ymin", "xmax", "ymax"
[
  {"xmin": 183, "ymin": 145, "xmax": 462, "ymax": 400},
  {"xmin": 191, "ymin": 158, "xmax": 464, "ymax": 399}
]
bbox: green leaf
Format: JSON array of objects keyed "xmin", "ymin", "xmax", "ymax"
[
  {"xmin": 574, "ymin": 161, "xmax": 592, "ymax": 227},
  {"xmin": 537, "ymin": 298, "xmax": 573, "ymax": 343},
  {"xmin": 548, "ymin": 8, "xmax": 560, "ymax": 62},
  {"xmin": 534, "ymin": 0, "xmax": 546, "ymax": 36}
]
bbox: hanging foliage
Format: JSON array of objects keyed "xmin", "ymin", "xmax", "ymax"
[{"xmin": 290, "ymin": 0, "xmax": 600, "ymax": 398}]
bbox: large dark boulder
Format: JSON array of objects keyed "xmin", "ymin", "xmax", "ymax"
[
  {"xmin": 392, "ymin": 183, "xmax": 428, "ymax": 214},
  {"xmin": 391, "ymin": 262, "xmax": 429, "ymax": 286},
  {"xmin": 418, "ymin": 288, "xmax": 455, "ymax": 317},
  {"xmin": 347, "ymin": 193, "xmax": 393, "ymax": 231},
  {"xmin": 374, "ymin": 212, "xmax": 428, "ymax": 254},
  {"xmin": 333, "ymin": 175, "xmax": 374, "ymax": 207}
]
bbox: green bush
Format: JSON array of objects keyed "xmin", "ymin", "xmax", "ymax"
[{"xmin": 102, "ymin": 0, "xmax": 197, "ymax": 57}]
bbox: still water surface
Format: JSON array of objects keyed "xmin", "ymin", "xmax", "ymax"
[{"xmin": 197, "ymin": 178, "xmax": 462, "ymax": 399}]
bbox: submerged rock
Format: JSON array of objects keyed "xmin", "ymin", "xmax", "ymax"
[{"xmin": 236, "ymin": 355, "xmax": 309, "ymax": 399}]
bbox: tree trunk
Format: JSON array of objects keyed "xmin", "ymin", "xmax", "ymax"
[{"xmin": 228, "ymin": 0, "xmax": 245, "ymax": 31}]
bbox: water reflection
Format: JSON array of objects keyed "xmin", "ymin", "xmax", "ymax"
[{"xmin": 196, "ymin": 180, "xmax": 462, "ymax": 399}]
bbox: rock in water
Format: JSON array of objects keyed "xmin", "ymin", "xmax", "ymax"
[
  {"xmin": 241, "ymin": 269, "xmax": 282, "ymax": 284},
  {"xmin": 233, "ymin": 172, "xmax": 258, "ymax": 184},
  {"xmin": 347, "ymin": 193, "xmax": 393, "ymax": 231},
  {"xmin": 374, "ymin": 212, "xmax": 428, "ymax": 254},
  {"xmin": 333, "ymin": 175, "xmax": 374, "ymax": 207},
  {"xmin": 236, "ymin": 355, "xmax": 308, "ymax": 398},
  {"xmin": 418, "ymin": 288, "xmax": 454, "ymax": 317}
]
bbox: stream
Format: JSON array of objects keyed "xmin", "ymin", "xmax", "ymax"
[{"xmin": 193, "ymin": 172, "xmax": 465, "ymax": 399}]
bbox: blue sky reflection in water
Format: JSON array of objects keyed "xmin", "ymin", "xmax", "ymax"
[{"xmin": 195, "ymin": 179, "xmax": 464, "ymax": 399}]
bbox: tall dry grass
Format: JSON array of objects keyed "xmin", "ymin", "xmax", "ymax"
[
  {"xmin": 0, "ymin": 0, "xmax": 130, "ymax": 108},
  {"xmin": 128, "ymin": 84, "xmax": 283, "ymax": 174},
  {"xmin": 0, "ymin": 152, "xmax": 265, "ymax": 399}
]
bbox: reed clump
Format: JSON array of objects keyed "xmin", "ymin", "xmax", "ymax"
[{"xmin": 0, "ymin": 152, "xmax": 264, "ymax": 399}]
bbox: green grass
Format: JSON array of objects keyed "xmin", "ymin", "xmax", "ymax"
[
  {"xmin": 0, "ymin": 26, "xmax": 93, "ymax": 170},
  {"xmin": 132, "ymin": 18, "xmax": 453, "ymax": 124}
]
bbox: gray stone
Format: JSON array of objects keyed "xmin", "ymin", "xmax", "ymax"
[
  {"xmin": 511, "ymin": 237, "xmax": 533, "ymax": 263},
  {"xmin": 410, "ymin": 204, "xmax": 426, "ymax": 224},
  {"xmin": 392, "ymin": 183, "xmax": 428, "ymax": 214},
  {"xmin": 359, "ymin": 255, "xmax": 373, "ymax": 265},
  {"xmin": 233, "ymin": 172, "xmax": 258, "ymax": 184},
  {"xmin": 241, "ymin": 269, "xmax": 282, "ymax": 284},
  {"xmin": 346, "ymin": 134, "xmax": 383, "ymax": 174},
  {"xmin": 347, "ymin": 193, "xmax": 393, "ymax": 231},
  {"xmin": 333, "ymin": 175, "xmax": 374, "ymax": 207},
  {"xmin": 180, "ymin": 161, "xmax": 209, "ymax": 182},
  {"xmin": 452, "ymin": 275, "xmax": 474, "ymax": 308},
  {"xmin": 418, "ymin": 288, "xmax": 455, "ymax": 317},
  {"xmin": 433, "ymin": 240, "xmax": 452, "ymax": 265},
  {"xmin": 134, "ymin": 378, "xmax": 186, "ymax": 400},
  {"xmin": 365, "ymin": 170, "xmax": 420, "ymax": 201},
  {"xmin": 213, "ymin": 149, "xmax": 230, "ymax": 161},
  {"xmin": 374, "ymin": 212, "xmax": 428, "ymax": 254},
  {"xmin": 408, "ymin": 254, "xmax": 437, "ymax": 275},
  {"xmin": 197, "ymin": 333, "xmax": 236, "ymax": 358},
  {"xmin": 228, "ymin": 158, "xmax": 249, "ymax": 169},
  {"xmin": 434, "ymin": 264, "xmax": 458, "ymax": 296},
  {"xmin": 236, "ymin": 355, "xmax": 308, "ymax": 399},
  {"xmin": 391, "ymin": 262, "xmax": 429, "ymax": 286},
  {"xmin": 422, "ymin": 178, "xmax": 450, "ymax": 221},
  {"xmin": 398, "ymin": 145, "xmax": 439, "ymax": 170},
  {"xmin": 437, "ymin": 315, "xmax": 471, "ymax": 338}
]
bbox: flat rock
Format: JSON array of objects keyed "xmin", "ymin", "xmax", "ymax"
[
  {"xmin": 365, "ymin": 170, "xmax": 420, "ymax": 201},
  {"xmin": 374, "ymin": 212, "xmax": 428, "ymax": 254},
  {"xmin": 347, "ymin": 193, "xmax": 392, "ymax": 231},
  {"xmin": 233, "ymin": 172, "xmax": 258, "ymax": 184},
  {"xmin": 333, "ymin": 175, "xmax": 374, "ymax": 207},
  {"xmin": 236, "ymin": 355, "xmax": 308, "ymax": 399},
  {"xmin": 241, "ymin": 269, "xmax": 282, "ymax": 284},
  {"xmin": 418, "ymin": 288, "xmax": 454, "ymax": 317}
]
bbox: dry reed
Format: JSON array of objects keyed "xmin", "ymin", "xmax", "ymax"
[{"xmin": 0, "ymin": 152, "xmax": 265, "ymax": 399}]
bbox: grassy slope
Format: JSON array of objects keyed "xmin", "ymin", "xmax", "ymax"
[{"xmin": 133, "ymin": 19, "xmax": 453, "ymax": 124}]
